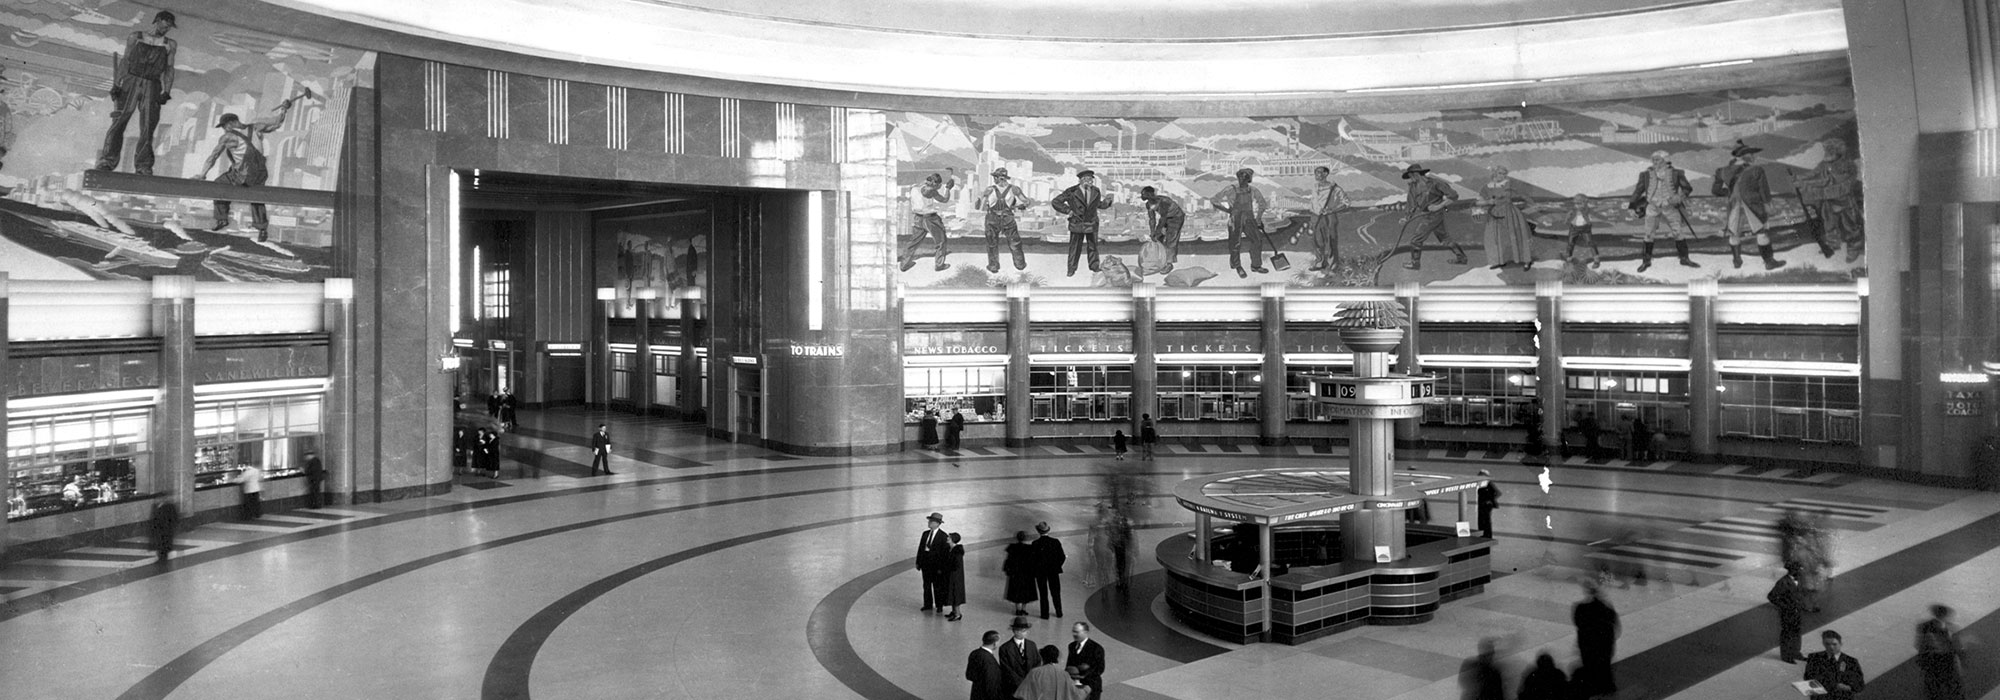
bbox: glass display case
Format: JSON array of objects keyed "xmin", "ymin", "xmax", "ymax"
[
  {"xmin": 6, "ymin": 408, "xmax": 149, "ymax": 520},
  {"xmin": 905, "ymin": 365, "xmax": 1006, "ymax": 423},
  {"xmin": 192, "ymin": 394, "xmax": 322, "ymax": 489}
]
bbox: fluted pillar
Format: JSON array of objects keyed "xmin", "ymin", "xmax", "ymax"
[
  {"xmin": 1132, "ymin": 284, "xmax": 1157, "ymax": 434},
  {"xmin": 680, "ymin": 290, "xmax": 702, "ymax": 417},
  {"xmin": 1005, "ymin": 283, "xmax": 1031, "ymax": 447},
  {"xmin": 0, "ymin": 274, "xmax": 9, "ymax": 556},
  {"xmin": 1260, "ymin": 284, "xmax": 1287, "ymax": 445},
  {"xmin": 151, "ymin": 276, "xmax": 197, "ymax": 510},
  {"xmin": 1536, "ymin": 277, "xmax": 1566, "ymax": 455},
  {"xmin": 634, "ymin": 290, "xmax": 654, "ymax": 413},
  {"xmin": 1688, "ymin": 278, "xmax": 1720, "ymax": 460}
]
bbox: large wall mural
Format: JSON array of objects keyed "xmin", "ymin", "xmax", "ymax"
[
  {"xmin": 888, "ymin": 77, "xmax": 1861, "ymax": 288},
  {"xmin": 0, "ymin": 1, "xmax": 369, "ymax": 282},
  {"xmin": 595, "ymin": 211, "xmax": 707, "ymax": 319}
]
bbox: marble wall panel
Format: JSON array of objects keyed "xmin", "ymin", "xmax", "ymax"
[
  {"xmin": 435, "ymin": 132, "xmax": 501, "ymax": 169},
  {"xmin": 497, "ymin": 139, "xmax": 564, "ymax": 173},
  {"xmin": 444, "ymin": 63, "xmax": 489, "ymax": 138},
  {"xmin": 507, "ymin": 73, "xmax": 551, "ymax": 144},
  {"xmin": 568, "ymin": 81, "xmax": 609, "ymax": 152},
  {"xmin": 682, "ymin": 95, "xmax": 722, "ymax": 158},
  {"xmin": 799, "ymin": 105, "xmax": 833, "ymax": 163},
  {"xmin": 377, "ymin": 55, "xmax": 428, "ymax": 131},
  {"xmin": 558, "ymin": 147, "xmax": 620, "ymax": 180},
  {"xmin": 374, "ymin": 129, "xmax": 451, "ymax": 492},
  {"xmin": 738, "ymin": 99, "xmax": 778, "ymax": 160},
  {"xmin": 627, "ymin": 88, "xmax": 667, "ymax": 154}
]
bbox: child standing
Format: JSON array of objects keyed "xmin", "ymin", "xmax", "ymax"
[
  {"xmin": 1564, "ymin": 194, "xmax": 1603, "ymax": 269},
  {"xmin": 1112, "ymin": 430, "xmax": 1129, "ymax": 460}
]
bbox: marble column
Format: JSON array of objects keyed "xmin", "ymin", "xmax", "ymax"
[
  {"xmin": 0, "ymin": 274, "xmax": 9, "ymax": 556},
  {"xmin": 1536, "ymin": 278, "xmax": 1566, "ymax": 455},
  {"xmin": 1260, "ymin": 284, "xmax": 1286, "ymax": 445},
  {"xmin": 1340, "ymin": 338, "xmax": 1404, "ymax": 564},
  {"xmin": 1132, "ymin": 284, "xmax": 1157, "ymax": 434},
  {"xmin": 1688, "ymin": 278, "xmax": 1720, "ymax": 460},
  {"xmin": 635, "ymin": 290, "xmax": 654, "ymax": 414},
  {"xmin": 151, "ymin": 276, "xmax": 196, "ymax": 511},
  {"xmin": 1857, "ymin": 277, "xmax": 1874, "ymax": 467},
  {"xmin": 679, "ymin": 291, "xmax": 702, "ymax": 417},
  {"xmin": 595, "ymin": 289, "xmax": 615, "ymax": 409},
  {"xmin": 323, "ymin": 279, "xmax": 355, "ymax": 505},
  {"xmin": 1395, "ymin": 281, "xmax": 1423, "ymax": 443},
  {"xmin": 1006, "ymin": 283, "xmax": 1031, "ymax": 448}
]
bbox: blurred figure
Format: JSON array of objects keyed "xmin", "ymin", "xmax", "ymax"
[
  {"xmin": 1803, "ymin": 630, "xmax": 1864, "ymax": 699},
  {"xmin": 1138, "ymin": 413, "xmax": 1159, "ymax": 460},
  {"xmin": 1517, "ymin": 652, "xmax": 1570, "ymax": 700},
  {"xmin": 1014, "ymin": 645, "xmax": 1085, "ymax": 700},
  {"xmin": 1572, "ymin": 580, "xmax": 1620, "ymax": 697},
  {"xmin": 1779, "ymin": 509, "xmax": 1832, "ymax": 612},
  {"xmin": 1476, "ymin": 471, "xmax": 1500, "ymax": 537},
  {"xmin": 1004, "ymin": 531, "xmax": 1040, "ymax": 617},
  {"xmin": 1768, "ymin": 564, "xmax": 1808, "ymax": 663},
  {"xmin": 1111, "ymin": 430, "xmax": 1127, "ymax": 461},
  {"xmin": 1458, "ymin": 637, "xmax": 1505, "ymax": 700},
  {"xmin": 148, "ymin": 497, "xmax": 180, "ymax": 564},
  {"xmin": 1916, "ymin": 604, "xmax": 1968, "ymax": 700},
  {"xmin": 920, "ymin": 410, "xmax": 941, "ymax": 449},
  {"xmin": 946, "ymin": 411, "xmax": 966, "ymax": 451}
]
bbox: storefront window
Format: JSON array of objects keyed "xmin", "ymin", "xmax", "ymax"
[
  {"xmin": 1422, "ymin": 367, "xmax": 1539, "ymax": 427},
  {"xmin": 7, "ymin": 408, "xmax": 150, "ymax": 520},
  {"xmin": 194, "ymin": 395, "xmax": 322, "ymax": 489},
  {"xmin": 906, "ymin": 366, "xmax": 1007, "ymax": 423},
  {"xmin": 1563, "ymin": 370, "xmax": 1690, "ymax": 438},
  {"xmin": 610, "ymin": 351, "xmax": 635, "ymax": 401},
  {"xmin": 1030, "ymin": 365, "xmax": 1131, "ymax": 421},
  {"xmin": 1720, "ymin": 374, "xmax": 1859, "ymax": 443},
  {"xmin": 1156, "ymin": 365, "xmax": 1259, "ymax": 421},
  {"xmin": 653, "ymin": 352, "xmax": 678, "ymax": 406}
]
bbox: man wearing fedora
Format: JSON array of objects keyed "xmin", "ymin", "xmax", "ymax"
[
  {"xmin": 916, "ymin": 512, "xmax": 954, "ymax": 613},
  {"xmin": 1209, "ymin": 167, "xmax": 1271, "ymax": 277},
  {"xmin": 1398, "ymin": 164, "xmax": 1468, "ymax": 270},
  {"xmin": 998, "ymin": 615, "xmax": 1042, "ymax": 696},
  {"xmin": 196, "ymin": 98, "xmax": 301, "ymax": 242},
  {"xmin": 1718, "ymin": 141, "xmax": 1787, "ymax": 270},
  {"xmin": 977, "ymin": 167, "xmax": 1031, "ymax": 273},
  {"xmin": 1627, "ymin": 150, "xmax": 1702, "ymax": 272},
  {"xmin": 1051, "ymin": 170, "xmax": 1114, "ymax": 277},
  {"xmin": 96, "ymin": 11, "xmax": 178, "ymax": 176}
]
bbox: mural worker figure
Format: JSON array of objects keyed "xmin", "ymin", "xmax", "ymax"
[
  {"xmin": 1716, "ymin": 141, "xmax": 1786, "ymax": 271},
  {"xmin": 977, "ymin": 167, "xmax": 1030, "ymax": 273},
  {"xmin": 1796, "ymin": 138, "xmax": 1863, "ymax": 263},
  {"xmin": 1563, "ymin": 194, "xmax": 1603, "ymax": 269},
  {"xmin": 1398, "ymin": 164, "xmax": 1468, "ymax": 271},
  {"xmin": 1139, "ymin": 186, "xmax": 1185, "ymax": 268},
  {"xmin": 1626, "ymin": 150, "xmax": 1701, "ymax": 272},
  {"xmin": 95, "ymin": 11, "xmax": 178, "ymax": 176},
  {"xmin": 901, "ymin": 171, "xmax": 958, "ymax": 272},
  {"xmin": 197, "ymin": 95, "xmax": 302, "ymax": 243},
  {"xmin": 1051, "ymin": 170, "xmax": 1114, "ymax": 277},
  {"xmin": 1307, "ymin": 165, "xmax": 1349, "ymax": 271},
  {"xmin": 1209, "ymin": 168, "xmax": 1270, "ymax": 277}
]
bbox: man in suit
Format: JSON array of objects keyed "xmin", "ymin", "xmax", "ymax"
[
  {"xmin": 302, "ymin": 450, "xmax": 326, "ymax": 508},
  {"xmin": 1475, "ymin": 471, "xmax": 1500, "ymax": 538},
  {"xmin": 589, "ymin": 424, "xmax": 613, "ymax": 475},
  {"xmin": 1803, "ymin": 630, "xmax": 1865, "ymax": 699},
  {"xmin": 917, "ymin": 512, "xmax": 952, "ymax": 612},
  {"xmin": 1030, "ymin": 521, "xmax": 1067, "ymax": 619},
  {"xmin": 1719, "ymin": 141, "xmax": 1786, "ymax": 270},
  {"xmin": 1067, "ymin": 621, "xmax": 1107, "ymax": 700},
  {"xmin": 1050, "ymin": 170, "xmax": 1114, "ymax": 277},
  {"xmin": 1769, "ymin": 565, "xmax": 1808, "ymax": 663},
  {"xmin": 999, "ymin": 616, "xmax": 1041, "ymax": 695},
  {"xmin": 966, "ymin": 630, "xmax": 1009, "ymax": 700}
]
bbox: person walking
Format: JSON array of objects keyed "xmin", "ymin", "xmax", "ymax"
[
  {"xmin": 1572, "ymin": 580, "xmax": 1621, "ymax": 696},
  {"xmin": 147, "ymin": 498, "xmax": 180, "ymax": 564},
  {"xmin": 234, "ymin": 463, "xmax": 264, "ymax": 521},
  {"xmin": 302, "ymin": 450, "xmax": 326, "ymax": 508},
  {"xmin": 1916, "ymin": 604, "xmax": 1969, "ymax": 700},
  {"xmin": 1138, "ymin": 414, "xmax": 1159, "ymax": 460},
  {"xmin": 917, "ymin": 512, "xmax": 953, "ymax": 613},
  {"xmin": 999, "ymin": 616, "xmax": 1041, "ymax": 697},
  {"xmin": 944, "ymin": 532, "xmax": 968, "ymax": 622},
  {"xmin": 967, "ymin": 630, "xmax": 1009, "ymax": 700},
  {"xmin": 1458, "ymin": 638, "xmax": 1505, "ymax": 700},
  {"xmin": 1475, "ymin": 471, "xmax": 1500, "ymax": 537},
  {"xmin": 1111, "ymin": 430, "xmax": 1128, "ymax": 461},
  {"xmin": 1030, "ymin": 522, "xmax": 1067, "ymax": 619},
  {"xmin": 1803, "ymin": 630, "xmax": 1865, "ymax": 700},
  {"xmin": 1769, "ymin": 565, "xmax": 1808, "ymax": 663},
  {"xmin": 589, "ymin": 424, "xmax": 613, "ymax": 475},
  {"xmin": 1067, "ymin": 622, "xmax": 1107, "ymax": 700},
  {"xmin": 1014, "ymin": 645, "xmax": 1086, "ymax": 700},
  {"xmin": 1004, "ymin": 531, "xmax": 1040, "ymax": 616}
]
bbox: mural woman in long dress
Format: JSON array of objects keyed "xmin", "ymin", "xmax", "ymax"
[{"xmin": 1478, "ymin": 165, "xmax": 1535, "ymax": 269}]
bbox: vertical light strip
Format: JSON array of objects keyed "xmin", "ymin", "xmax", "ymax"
[
  {"xmin": 486, "ymin": 70, "xmax": 509, "ymax": 139},
  {"xmin": 606, "ymin": 85, "xmax": 628, "ymax": 150},
  {"xmin": 423, "ymin": 61, "xmax": 447, "ymax": 132},
  {"xmin": 666, "ymin": 93, "xmax": 685, "ymax": 154},
  {"xmin": 720, "ymin": 97, "xmax": 741, "ymax": 158},
  {"xmin": 808, "ymin": 190, "xmax": 824, "ymax": 331},
  {"xmin": 448, "ymin": 169, "xmax": 462, "ymax": 333},
  {"xmin": 547, "ymin": 78, "xmax": 570, "ymax": 145},
  {"xmin": 471, "ymin": 245, "xmax": 483, "ymax": 322},
  {"xmin": 1980, "ymin": 129, "xmax": 2000, "ymax": 179}
]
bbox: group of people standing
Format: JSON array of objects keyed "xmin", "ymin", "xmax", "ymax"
[
  {"xmin": 919, "ymin": 409, "xmax": 968, "ymax": 451},
  {"xmin": 919, "ymin": 513, "xmax": 1071, "ymax": 621},
  {"xmin": 453, "ymin": 426, "xmax": 503, "ymax": 478},
  {"xmin": 966, "ymin": 619, "xmax": 1107, "ymax": 700}
]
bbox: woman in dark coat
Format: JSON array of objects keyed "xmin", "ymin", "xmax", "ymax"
[
  {"xmin": 148, "ymin": 499, "xmax": 180, "ymax": 564},
  {"xmin": 944, "ymin": 532, "xmax": 967, "ymax": 621},
  {"xmin": 1003, "ymin": 530, "xmax": 1039, "ymax": 616},
  {"xmin": 919, "ymin": 410, "xmax": 941, "ymax": 448},
  {"xmin": 1517, "ymin": 652, "xmax": 1571, "ymax": 700}
]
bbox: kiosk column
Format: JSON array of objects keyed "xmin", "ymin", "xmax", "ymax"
[
  {"xmin": 1261, "ymin": 284, "xmax": 1287, "ymax": 445},
  {"xmin": 1005, "ymin": 283, "xmax": 1031, "ymax": 447},
  {"xmin": 1536, "ymin": 278, "xmax": 1566, "ymax": 456},
  {"xmin": 1688, "ymin": 278, "xmax": 1720, "ymax": 460}
]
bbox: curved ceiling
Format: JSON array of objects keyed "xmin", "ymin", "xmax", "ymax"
[{"xmin": 267, "ymin": 0, "xmax": 1848, "ymax": 99}]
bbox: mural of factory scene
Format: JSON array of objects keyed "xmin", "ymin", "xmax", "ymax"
[
  {"xmin": 889, "ymin": 78, "xmax": 1860, "ymax": 289},
  {"xmin": 0, "ymin": 1, "xmax": 370, "ymax": 282}
]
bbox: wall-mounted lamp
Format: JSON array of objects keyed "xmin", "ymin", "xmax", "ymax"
[
  {"xmin": 595, "ymin": 287, "xmax": 617, "ymax": 301},
  {"xmin": 438, "ymin": 351, "xmax": 463, "ymax": 372}
]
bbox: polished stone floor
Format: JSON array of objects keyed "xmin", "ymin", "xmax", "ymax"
[{"xmin": 3, "ymin": 408, "xmax": 1997, "ymax": 699}]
